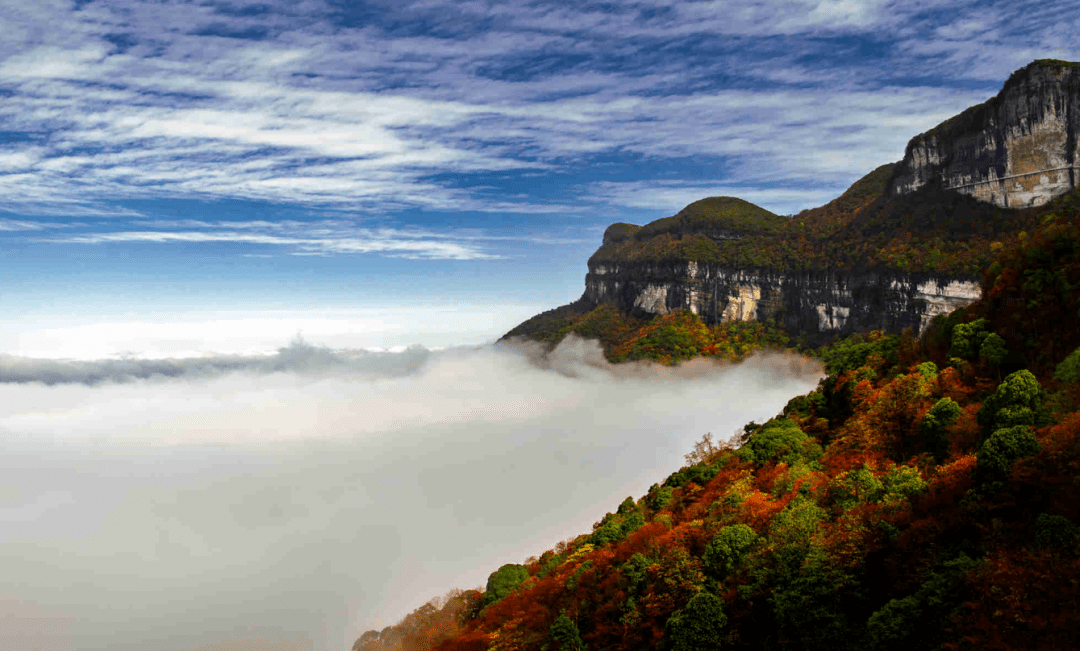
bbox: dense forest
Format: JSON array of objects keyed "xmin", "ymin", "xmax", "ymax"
[
  {"xmin": 353, "ymin": 185, "xmax": 1080, "ymax": 651},
  {"xmin": 585, "ymin": 164, "xmax": 1038, "ymax": 277}
]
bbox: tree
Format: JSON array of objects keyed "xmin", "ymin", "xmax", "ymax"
[
  {"xmin": 480, "ymin": 564, "xmax": 529, "ymax": 609},
  {"xmin": 979, "ymin": 333, "xmax": 1008, "ymax": 375},
  {"xmin": 685, "ymin": 432, "xmax": 731, "ymax": 465},
  {"xmin": 976, "ymin": 369, "xmax": 1045, "ymax": 437},
  {"xmin": 832, "ymin": 464, "xmax": 884, "ymax": 509},
  {"xmin": 1053, "ymin": 347, "xmax": 1080, "ymax": 384},
  {"xmin": 703, "ymin": 524, "xmax": 758, "ymax": 578},
  {"xmin": 976, "ymin": 424, "xmax": 1040, "ymax": 482},
  {"xmin": 663, "ymin": 591, "xmax": 727, "ymax": 651},
  {"xmin": 1034, "ymin": 513, "xmax": 1080, "ymax": 551},
  {"xmin": 920, "ymin": 397, "xmax": 963, "ymax": 463},
  {"xmin": 739, "ymin": 418, "xmax": 822, "ymax": 465},
  {"xmin": 949, "ymin": 318, "xmax": 988, "ymax": 360},
  {"xmin": 546, "ymin": 612, "xmax": 586, "ymax": 651}
]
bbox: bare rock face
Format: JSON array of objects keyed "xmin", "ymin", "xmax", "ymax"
[
  {"xmin": 583, "ymin": 261, "xmax": 980, "ymax": 338},
  {"xmin": 890, "ymin": 60, "xmax": 1080, "ymax": 208}
]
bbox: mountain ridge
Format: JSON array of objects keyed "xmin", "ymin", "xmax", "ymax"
[{"xmin": 506, "ymin": 61, "xmax": 1080, "ymax": 347}]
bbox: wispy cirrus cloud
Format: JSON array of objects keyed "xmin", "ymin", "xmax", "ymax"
[
  {"xmin": 36, "ymin": 223, "xmax": 501, "ymax": 259},
  {"xmin": 31, "ymin": 216, "xmax": 592, "ymax": 259},
  {"xmin": 0, "ymin": 0, "xmax": 1070, "ymax": 225}
]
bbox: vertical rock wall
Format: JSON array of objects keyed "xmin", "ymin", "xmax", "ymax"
[
  {"xmin": 890, "ymin": 60, "xmax": 1079, "ymax": 208},
  {"xmin": 584, "ymin": 261, "xmax": 981, "ymax": 337}
]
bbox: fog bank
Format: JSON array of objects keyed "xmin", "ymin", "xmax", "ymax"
[{"xmin": 0, "ymin": 336, "xmax": 822, "ymax": 651}]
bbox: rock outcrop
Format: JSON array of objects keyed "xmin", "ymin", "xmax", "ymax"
[
  {"xmin": 583, "ymin": 258, "xmax": 980, "ymax": 338},
  {"xmin": 890, "ymin": 59, "xmax": 1080, "ymax": 208}
]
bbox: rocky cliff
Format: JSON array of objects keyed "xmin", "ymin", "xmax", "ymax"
[
  {"xmin": 583, "ymin": 256, "xmax": 980, "ymax": 338},
  {"xmin": 509, "ymin": 61, "xmax": 1075, "ymax": 344},
  {"xmin": 890, "ymin": 59, "xmax": 1080, "ymax": 208}
]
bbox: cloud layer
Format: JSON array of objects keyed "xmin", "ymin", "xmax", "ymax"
[
  {"xmin": 0, "ymin": 336, "xmax": 823, "ymax": 651},
  {"xmin": 0, "ymin": 0, "xmax": 1073, "ymax": 255}
]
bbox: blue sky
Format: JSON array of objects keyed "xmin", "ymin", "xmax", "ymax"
[{"xmin": 1, "ymin": 0, "xmax": 1076, "ymax": 354}]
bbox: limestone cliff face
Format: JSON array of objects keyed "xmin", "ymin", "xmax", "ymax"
[
  {"xmin": 890, "ymin": 60, "xmax": 1080, "ymax": 208},
  {"xmin": 583, "ymin": 260, "xmax": 980, "ymax": 337}
]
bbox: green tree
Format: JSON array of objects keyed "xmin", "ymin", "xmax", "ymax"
[
  {"xmin": 866, "ymin": 554, "xmax": 976, "ymax": 651},
  {"xmin": 880, "ymin": 465, "xmax": 927, "ymax": 503},
  {"xmin": 646, "ymin": 484, "xmax": 674, "ymax": 510},
  {"xmin": 914, "ymin": 361, "xmax": 939, "ymax": 379},
  {"xmin": 979, "ymin": 333, "xmax": 1008, "ymax": 374},
  {"xmin": 919, "ymin": 397, "xmax": 962, "ymax": 463},
  {"xmin": 832, "ymin": 464, "xmax": 883, "ymax": 510},
  {"xmin": 1053, "ymin": 347, "xmax": 1080, "ymax": 384},
  {"xmin": 621, "ymin": 553, "xmax": 652, "ymax": 591},
  {"xmin": 771, "ymin": 546, "xmax": 864, "ymax": 651},
  {"xmin": 976, "ymin": 424, "xmax": 1040, "ymax": 482},
  {"xmin": 976, "ymin": 369, "xmax": 1045, "ymax": 437},
  {"xmin": 546, "ymin": 612, "xmax": 586, "ymax": 651},
  {"xmin": 663, "ymin": 591, "xmax": 727, "ymax": 651},
  {"xmin": 949, "ymin": 318, "xmax": 988, "ymax": 360},
  {"xmin": 703, "ymin": 524, "xmax": 758, "ymax": 578},
  {"xmin": 1034, "ymin": 513, "xmax": 1080, "ymax": 551},
  {"xmin": 867, "ymin": 595, "xmax": 921, "ymax": 651},
  {"xmin": 738, "ymin": 418, "xmax": 822, "ymax": 465},
  {"xmin": 479, "ymin": 564, "xmax": 529, "ymax": 609}
]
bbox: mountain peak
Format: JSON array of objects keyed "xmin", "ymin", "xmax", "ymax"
[{"xmin": 890, "ymin": 59, "xmax": 1079, "ymax": 208}]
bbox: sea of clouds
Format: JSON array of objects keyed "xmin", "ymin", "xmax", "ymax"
[{"xmin": 0, "ymin": 335, "xmax": 822, "ymax": 651}]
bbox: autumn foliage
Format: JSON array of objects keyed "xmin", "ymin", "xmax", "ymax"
[{"xmin": 355, "ymin": 189, "xmax": 1080, "ymax": 651}]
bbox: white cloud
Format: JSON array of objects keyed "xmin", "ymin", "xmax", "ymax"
[
  {"xmin": 0, "ymin": 0, "xmax": 1056, "ymax": 222},
  {"xmin": 0, "ymin": 337, "xmax": 824, "ymax": 651},
  {"xmin": 0, "ymin": 305, "xmax": 550, "ymax": 359}
]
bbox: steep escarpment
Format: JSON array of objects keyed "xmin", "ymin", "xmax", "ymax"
[
  {"xmin": 583, "ymin": 260, "xmax": 979, "ymax": 337},
  {"xmin": 890, "ymin": 59, "xmax": 1080, "ymax": 208},
  {"xmin": 565, "ymin": 179, "xmax": 1035, "ymax": 342},
  {"xmin": 507, "ymin": 62, "xmax": 1080, "ymax": 345}
]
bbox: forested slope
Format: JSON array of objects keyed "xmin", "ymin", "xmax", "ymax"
[{"xmin": 354, "ymin": 188, "xmax": 1080, "ymax": 651}]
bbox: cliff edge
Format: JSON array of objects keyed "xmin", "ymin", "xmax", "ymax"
[
  {"xmin": 890, "ymin": 59, "xmax": 1080, "ymax": 208},
  {"xmin": 507, "ymin": 61, "xmax": 1078, "ymax": 345}
]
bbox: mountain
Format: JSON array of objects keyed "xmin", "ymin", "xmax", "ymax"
[
  {"xmin": 506, "ymin": 60, "xmax": 1079, "ymax": 348},
  {"xmin": 890, "ymin": 59, "xmax": 1080, "ymax": 208},
  {"xmin": 352, "ymin": 61, "xmax": 1080, "ymax": 651}
]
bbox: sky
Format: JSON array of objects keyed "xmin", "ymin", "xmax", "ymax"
[
  {"xmin": 0, "ymin": 2, "xmax": 1077, "ymax": 651},
  {"xmin": 1, "ymin": 0, "xmax": 1077, "ymax": 354}
]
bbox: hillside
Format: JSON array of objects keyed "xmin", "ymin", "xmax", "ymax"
[
  {"xmin": 352, "ymin": 62, "xmax": 1080, "ymax": 651},
  {"xmin": 355, "ymin": 187, "xmax": 1080, "ymax": 651}
]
